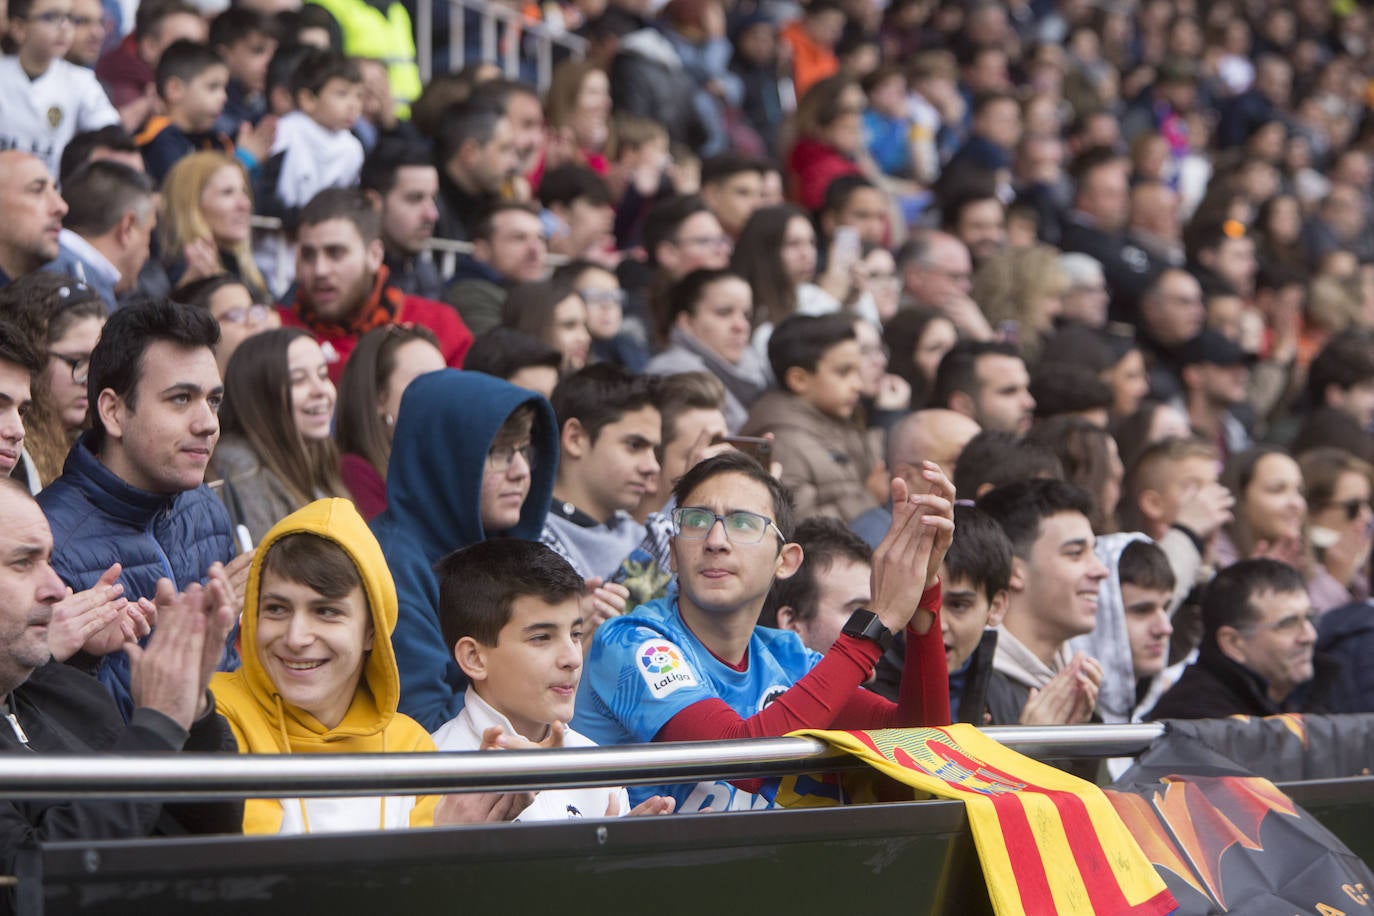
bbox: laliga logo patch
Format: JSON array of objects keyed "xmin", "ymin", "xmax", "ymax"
[{"xmin": 638, "ymin": 640, "xmax": 698, "ymax": 698}]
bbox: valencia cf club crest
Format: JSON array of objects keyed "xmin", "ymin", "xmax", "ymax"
[{"xmin": 47, "ymin": 106, "xmax": 62, "ymax": 128}]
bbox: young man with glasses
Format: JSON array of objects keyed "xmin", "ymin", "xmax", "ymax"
[
  {"xmin": 574, "ymin": 451, "xmax": 954, "ymax": 813},
  {"xmin": 1148, "ymin": 558, "xmax": 1339, "ymax": 719}
]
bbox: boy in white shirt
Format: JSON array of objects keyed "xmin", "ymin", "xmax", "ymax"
[
  {"xmin": 0, "ymin": 0, "xmax": 119, "ymax": 175},
  {"xmin": 430, "ymin": 539, "xmax": 675, "ymax": 820}
]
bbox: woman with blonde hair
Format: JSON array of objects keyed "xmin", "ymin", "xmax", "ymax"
[
  {"xmin": 970, "ymin": 243, "xmax": 1067, "ymax": 361},
  {"xmin": 160, "ymin": 151, "xmax": 270, "ymax": 303}
]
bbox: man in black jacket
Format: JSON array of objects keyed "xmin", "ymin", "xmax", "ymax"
[
  {"xmin": 1149, "ymin": 558, "xmax": 1340, "ymax": 720},
  {"xmin": 0, "ymin": 479, "xmax": 241, "ymax": 912}
]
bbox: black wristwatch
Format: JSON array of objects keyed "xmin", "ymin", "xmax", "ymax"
[{"xmin": 841, "ymin": 608, "xmax": 893, "ymax": 650}]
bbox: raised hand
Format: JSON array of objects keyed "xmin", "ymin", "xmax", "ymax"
[
  {"xmin": 126, "ymin": 580, "xmax": 211, "ymax": 730},
  {"xmin": 869, "ymin": 473, "xmax": 954, "ymax": 635},
  {"xmin": 47, "ymin": 563, "xmax": 129, "ymax": 661}
]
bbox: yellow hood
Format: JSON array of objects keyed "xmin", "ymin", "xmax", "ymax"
[{"xmin": 212, "ymin": 498, "xmax": 403, "ymax": 752}]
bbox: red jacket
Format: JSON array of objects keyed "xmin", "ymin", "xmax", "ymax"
[
  {"xmin": 279, "ymin": 268, "xmax": 473, "ymax": 382},
  {"xmin": 786, "ymin": 136, "xmax": 861, "ymax": 212},
  {"xmin": 95, "ymin": 35, "xmax": 153, "ymax": 109}
]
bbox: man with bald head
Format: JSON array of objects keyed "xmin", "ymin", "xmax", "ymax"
[
  {"xmin": 850, "ymin": 408, "xmax": 981, "ymax": 549},
  {"xmin": 896, "ymin": 230, "xmax": 992, "ymax": 340},
  {"xmin": 0, "ymin": 151, "xmax": 69, "ymax": 287}
]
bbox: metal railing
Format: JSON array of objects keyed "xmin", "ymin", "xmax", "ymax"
[
  {"xmin": 0, "ymin": 725, "xmax": 1164, "ymax": 800},
  {"xmin": 414, "ymin": 0, "xmax": 588, "ymax": 92}
]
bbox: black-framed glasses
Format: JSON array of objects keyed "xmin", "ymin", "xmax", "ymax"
[
  {"xmin": 1245, "ymin": 611, "xmax": 1319, "ymax": 635},
  {"xmin": 672, "ymin": 506, "xmax": 783, "ymax": 545},
  {"xmin": 49, "ymin": 351, "xmax": 90, "ymax": 384},
  {"xmin": 487, "ymin": 442, "xmax": 534, "ymax": 472},
  {"xmin": 1330, "ymin": 498, "xmax": 1373, "ymax": 521}
]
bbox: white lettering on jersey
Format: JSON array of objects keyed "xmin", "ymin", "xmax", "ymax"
[{"xmin": 636, "ymin": 639, "xmax": 700, "ymax": 699}]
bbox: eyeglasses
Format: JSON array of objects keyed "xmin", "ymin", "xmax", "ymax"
[
  {"xmin": 217, "ymin": 304, "xmax": 273, "ymax": 326},
  {"xmin": 22, "ymin": 11, "xmax": 78, "ymax": 25},
  {"xmin": 1329, "ymin": 498, "xmax": 1373, "ymax": 521},
  {"xmin": 579, "ymin": 288, "xmax": 626, "ymax": 309},
  {"xmin": 1245, "ymin": 611, "xmax": 1319, "ymax": 635},
  {"xmin": 487, "ymin": 441, "xmax": 535, "ymax": 472},
  {"xmin": 71, "ymin": 14, "xmax": 102, "ymax": 26},
  {"xmin": 672, "ymin": 506, "xmax": 783, "ymax": 545},
  {"xmin": 49, "ymin": 351, "xmax": 90, "ymax": 384}
]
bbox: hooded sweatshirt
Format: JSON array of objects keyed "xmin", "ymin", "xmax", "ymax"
[
  {"xmin": 371, "ymin": 370, "xmax": 560, "ymax": 731},
  {"xmin": 211, "ymin": 498, "xmax": 439, "ymax": 835}
]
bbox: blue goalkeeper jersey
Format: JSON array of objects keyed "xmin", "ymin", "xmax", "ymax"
[{"xmin": 573, "ymin": 595, "xmax": 822, "ymax": 812}]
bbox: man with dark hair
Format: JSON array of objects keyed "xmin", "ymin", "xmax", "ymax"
[
  {"xmin": 1138, "ymin": 267, "xmax": 1206, "ymax": 401},
  {"xmin": 432, "ymin": 98, "xmax": 519, "ymax": 242},
  {"xmin": 540, "ymin": 364, "xmax": 662, "ymax": 582},
  {"xmin": 0, "ymin": 318, "xmax": 42, "ymax": 485},
  {"xmin": 574, "ymin": 451, "xmax": 952, "ymax": 812},
  {"xmin": 761, "ymin": 517, "xmax": 873, "ymax": 654},
  {"xmin": 0, "ymin": 151, "xmax": 69, "ymax": 288},
  {"xmin": 463, "ymin": 327, "xmax": 563, "ymax": 400},
  {"xmin": 360, "ymin": 139, "xmax": 442, "ymax": 300},
  {"xmin": 465, "ymin": 77, "xmax": 546, "ymax": 182},
  {"xmin": 1293, "ymin": 329, "xmax": 1374, "ymax": 461},
  {"xmin": 1149, "ymin": 559, "xmax": 1338, "ymax": 719},
  {"xmin": 952, "ymin": 430, "xmax": 1063, "ymax": 501},
  {"xmin": 933, "ymin": 340, "xmax": 1035, "ymax": 434},
  {"xmin": 699, "ymin": 153, "xmax": 765, "ymax": 239},
  {"xmin": 537, "ymin": 164, "xmax": 616, "ymax": 262},
  {"xmin": 1177, "ymin": 329, "xmax": 1253, "ymax": 462},
  {"xmin": 1185, "ymin": 217, "xmax": 1257, "ymax": 300},
  {"xmin": 977, "ymin": 477, "xmax": 1107, "ymax": 725},
  {"xmin": 279, "ymin": 188, "xmax": 473, "ymax": 381},
  {"xmin": 1030, "ymin": 363, "xmax": 1115, "ymax": 426},
  {"xmin": 1060, "ymin": 147, "xmax": 1159, "ymax": 321},
  {"xmin": 441, "ymin": 202, "xmax": 547, "ymax": 335},
  {"xmin": 36, "ymin": 297, "xmax": 240, "ymax": 720},
  {"xmin": 48, "ymin": 161, "xmax": 156, "ymax": 308},
  {"xmin": 940, "ymin": 189, "xmax": 1006, "ymax": 267},
  {"xmin": 0, "ymin": 478, "xmax": 243, "ymax": 908},
  {"xmin": 58, "ymin": 126, "xmax": 144, "ymax": 187},
  {"xmin": 895, "ymin": 230, "xmax": 991, "ymax": 339},
  {"xmin": 97, "ymin": 0, "xmax": 207, "ymax": 109}
]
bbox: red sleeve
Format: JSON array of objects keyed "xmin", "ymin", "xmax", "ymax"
[
  {"xmin": 656, "ymin": 581, "xmax": 947, "ymax": 744},
  {"xmin": 401, "ymin": 296, "xmax": 474, "ymax": 368}
]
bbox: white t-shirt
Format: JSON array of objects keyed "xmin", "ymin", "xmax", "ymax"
[
  {"xmin": 0, "ymin": 56, "xmax": 119, "ymax": 176},
  {"xmin": 432, "ymin": 688, "xmax": 632, "ymax": 821}
]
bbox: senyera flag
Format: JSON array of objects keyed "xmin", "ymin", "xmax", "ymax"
[{"xmin": 784, "ymin": 725, "xmax": 1177, "ymax": 916}]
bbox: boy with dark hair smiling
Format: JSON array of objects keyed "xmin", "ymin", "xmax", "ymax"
[
  {"xmin": 574, "ymin": 451, "xmax": 953, "ymax": 813},
  {"xmin": 431, "ymin": 539, "xmax": 675, "ymax": 820},
  {"xmin": 742, "ymin": 313, "xmax": 882, "ymax": 523}
]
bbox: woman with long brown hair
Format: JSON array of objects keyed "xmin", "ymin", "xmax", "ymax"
[{"xmin": 211, "ymin": 328, "xmax": 346, "ymax": 543}]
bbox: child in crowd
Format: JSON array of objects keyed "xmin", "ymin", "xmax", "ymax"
[
  {"xmin": 430, "ymin": 539, "xmax": 675, "ymax": 820},
  {"xmin": 861, "ymin": 65, "xmax": 916, "ymax": 180},
  {"xmin": 606, "ymin": 116, "xmax": 671, "ymax": 250},
  {"xmin": 209, "ymin": 8, "xmax": 277, "ymax": 136},
  {"xmin": 1073, "ymin": 536, "xmax": 1178, "ymax": 724},
  {"xmin": 0, "ymin": 0, "xmax": 119, "ymax": 175},
  {"xmin": 260, "ymin": 47, "xmax": 365, "ymax": 220},
  {"xmin": 874, "ymin": 504, "xmax": 1011, "ymax": 723},
  {"xmin": 741, "ymin": 313, "xmax": 882, "ymax": 522},
  {"xmin": 138, "ymin": 40, "xmax": 237, "ymax": 182},
  {"xmin": 211, "ymin": 499, "xmax": 441, "ymax": 834}
]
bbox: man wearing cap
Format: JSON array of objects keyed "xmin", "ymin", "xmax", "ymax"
[{"xmin": 1177, "ymin": 328, "xmax": 1253, "ymax": 462}]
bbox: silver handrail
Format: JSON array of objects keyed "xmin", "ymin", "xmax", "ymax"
[
  {"xmin": 0, "ymin": 725, "xmax": 1163, "ymax": 800},
  {"xmin": 414, "ymin": 0, "xmax": 588, "ymax": 90}
]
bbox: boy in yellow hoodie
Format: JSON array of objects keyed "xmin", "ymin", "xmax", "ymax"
[{"xmin": 210, "ymin": 498, "xmax": 438, "ymax": 834}]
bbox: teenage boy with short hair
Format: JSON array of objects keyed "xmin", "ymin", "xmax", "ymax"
[
  {"xmin": 574, "ymin": 451, "xmax": 952, "ymax": 812},
  {"xmin": 431, "ymin": 539, "xmax": 675, "ymax": 820},
  {"xmin": 760, "ymin": 517, "xmax": 874, "ymax": 655},
  {"xmin": 259, "ymin": 48, "xmax": 365, "ymax": 218},
  {"xmin": 136, "ymin": 40, "xmax": 238, "ymax": 182},
  {"xmin": 209, "ymin": 7, "xmax": 277, "ymax": 136},
  {"xmin": 873, "ymin": 504, "xmax": 1011, "ymax": 723},
  {"xmin": 462, "ymin": 327, "xmax": 563, "ymax": 401},
  {"xmin": 742, "ymin": 313, "xmax": 882, "ymax": 523},
  {"xmin": 0, "ymin": 0, "xmax": 119, "ymax": 176},
  {"xmin": 977, "ymin": 478, "xmax": 1108, "ymax": 725},
  {"xmin": 539, "ymin": 364, "xmax": 662, "ymax": 583}
]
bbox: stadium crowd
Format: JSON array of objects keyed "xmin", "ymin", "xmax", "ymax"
[{"xmin": 0, "ymin": 0, "xmax": 1373, "ymax": 874}]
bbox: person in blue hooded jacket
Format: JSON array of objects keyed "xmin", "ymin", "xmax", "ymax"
[{"xmin": 370, "ymin": 370, "xmax": 562, "ymax": 731}]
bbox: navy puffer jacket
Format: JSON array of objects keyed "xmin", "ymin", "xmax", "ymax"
[{"xmin": 37, "ymin": 433, "xmax": 237, "ymax": 720}]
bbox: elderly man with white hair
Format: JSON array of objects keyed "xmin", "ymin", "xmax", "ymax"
[{"xmin": 1058, "ymin": 252, "xmax": 1109, "ymax": 328}]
